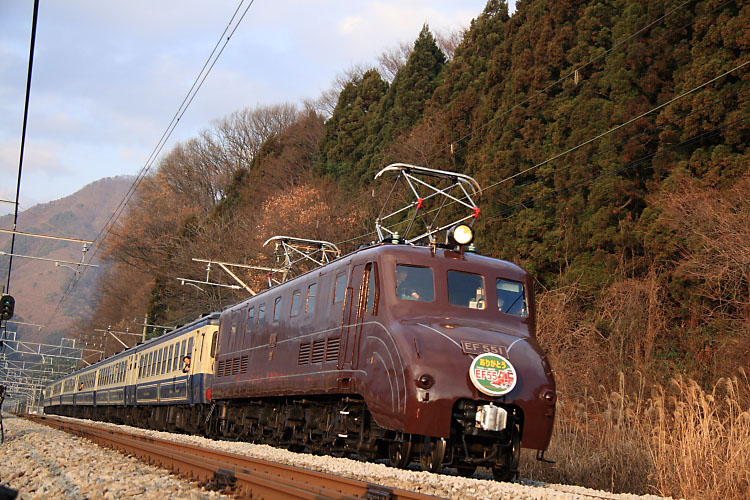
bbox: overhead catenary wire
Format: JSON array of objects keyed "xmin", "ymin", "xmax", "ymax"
[
  {"xmin": 478, "ymin": 114, "xmax": 750, "ymax": 226},
  {"xmin": 335, "ymin": 58, "xmax": 748, "ymax": 251},
  {"xmin": 337, "ymin": 0, "xmax": 715, "ymax": 237},
  {"xmin": 38, "ymin": 0, "xmax": 257, "ymax": 336}
]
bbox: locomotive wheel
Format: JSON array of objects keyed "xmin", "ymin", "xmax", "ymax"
[
  {"xmin": 420, "ymin": 436, "xmax": 447, "ymax": 473},
  {"xmin": 492, "ymin": 425, "xmax": 521, "ymax": 482},
  {"xmin": 388, "ymin": 433, "xmax": 413, "ymax": 468}
]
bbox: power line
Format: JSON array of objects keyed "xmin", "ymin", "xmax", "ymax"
[
  {"xmin": 338, "ymin": 0, "xmax": 709, "ymax": 232},
  {"xmin": 5, "ymin": 0, "xmax": 39, "ymax": 294},
  {"xmin": 38, "ymin": 0, "xmax": 257, "ymax": 335},
  {"xmin": 478, "ymin": 114, "xmax": 749, "ymax": 226},
  {"xmin": 335, "ymin": 59, "xmax": 748, "ymax": 250},
  {"xmin": 479, "ymin": 59, "xmax": 749, "ymax": 193}
]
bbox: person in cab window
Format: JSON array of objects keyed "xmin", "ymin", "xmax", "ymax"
[
  {"xmin": 397, "ymin": 267, "xmax": 421, "ymax": 300},
  {"xmin": 182, "ymin": 355, "xmax": 192, "ymax": 373},
  {"xmin": 79, "ymin": 382, "xmax": 84, "ymax": 391}
]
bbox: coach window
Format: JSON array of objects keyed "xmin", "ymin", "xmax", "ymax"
[
  {"xmin": 139, "ymin": 355, "xmax": 144, "ymax": 378},
  {"xmin": 167, "ymin": 345, "xmax": 174, "ymax": 373},
  {"xmin": 246, "ymin": 307, "xmax": 255, "ymax": 333},
  {"xmin": 290, "ymin": 291, "xmax": 302, "ymax": 317},
  {"xmin": 159, "ymin": 349, "xmax": 165, "ymax": 375},
  {"xmin": 171, "ymin": 344, "xmax": 178, "ymax": 372},
  {"xmin": 258, "ymin": 304, "xmax": 266, "ymax": 326},
  {"xmin": 210, "ymin": 331, "xmax": 219, "ymax": 357},
  {"xmin": 334, "ymin": 274, "xmax": 347, "ymax": 303},
  {"xmin": 273, "ymin": 297, "xmax": 283, "ymax": 323},
  {"xmin": 306, "ymin": 283, "xmax": 317, "ymax": 313},
  {"xmin": 187, "ymin": 337, "xmax": 195, "ymax": 360},
  {"xmin": 151, "ymin": 351, "xmax": 156, "ymax": 377},
  {"xmin": 448, "ymin": 271, "xmax": 486, "ymax": 309},
  {"xmin": 496, "ymin": 278, "xmax": 528, "ymax": 317},
  {"xmin": 365, "ymin": 263, "xmax": 379, "ymax": 314},
  {"xmin": 396, "ymin": 264, "xmax": 434, "ymax": 302}
]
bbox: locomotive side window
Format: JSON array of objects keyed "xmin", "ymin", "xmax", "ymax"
[
  {"xmin": 365, "ymin": 263, "xmax": 379, "ymax": 314},
  {"xmin": 290, "ymin": 291, "xmax": 302, "ymax": 317},
  {"xmin": 448, "ymin": 271, "xmax": 486, "ymax": 309},
  {"xmin": 306, "ymin": 283, "xmax": 317, "ymax": 312},
  {"xmin": 257, "ymin": 305, "xmax": 266, "ymax": 326},
  {"xmin": 273, "ymin": 297, "xmax": 283, "ymax": 323},
  {"xmin": 334, "ymin": 274, "xmax": 347, "ymax": 302},
  {"xmin": 496, "ymin": 278, "xmax": 528, "ymax": 317},
  {"xmin": 246, "ymin": 307, "xmax": 255, "ymax": 333},
  {"xmin": 396, "ymin": 265, "xmax": 434, "ymax": 302}
]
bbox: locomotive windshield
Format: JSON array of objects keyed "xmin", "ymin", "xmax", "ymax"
[
  {"xmin": 396, "ymin": 264, "xmax": 434, "ymax": 301},
  {"xmin": 497, "ymin": 278, "xmax": 527, "ymax": 317},
  {"xmin": 448, "ymin": 271, "xmax": 486, "ymax": 309}
]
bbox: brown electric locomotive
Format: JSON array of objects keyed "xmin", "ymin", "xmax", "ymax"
[
  {"xmin": 42, "ymin": 164, "xmax": 556, "ymax": 480},
  {"xmin": 209, "ymin": 226, "xmax": 556, "ymax": 479}
]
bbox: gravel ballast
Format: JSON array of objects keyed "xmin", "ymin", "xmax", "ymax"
[
  {"xmin": 0, "ymin": 414, "xmax": 230, "ymax": 500},
  {"xmin": 10, "ymin": 413, "xmax": 678, "ymax": 500}
]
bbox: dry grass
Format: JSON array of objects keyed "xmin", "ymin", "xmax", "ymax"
[{"xmin": 521, "ymin": 371, "xmax": 750, "ymax": 500}]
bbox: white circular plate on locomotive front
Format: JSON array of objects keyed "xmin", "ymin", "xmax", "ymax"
[{"xmin": 469, "ymin": 352, "xmax": 517, "ymax": 396}]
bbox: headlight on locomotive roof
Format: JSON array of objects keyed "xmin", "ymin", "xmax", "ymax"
[{"xmin": 449, "ymin": 224, "xmax": 474, "ymax": 246}]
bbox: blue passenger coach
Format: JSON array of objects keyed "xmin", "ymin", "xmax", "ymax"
[{"xmin": 43, "ymin": 313, "xmax": 220, "ymax": 427}]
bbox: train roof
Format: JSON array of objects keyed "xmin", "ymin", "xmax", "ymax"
[{"xmin": 50, "ymin": 312, "xmax": 222, "ymax": 387}]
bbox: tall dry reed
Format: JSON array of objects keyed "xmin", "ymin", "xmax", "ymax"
[{"xmin": 520, "ymin": 371, "xmax": 750, "ymax": 500}]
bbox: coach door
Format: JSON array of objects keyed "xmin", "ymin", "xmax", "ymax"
[{"xmin": 339, "ymin": 263, "xmax": 367, "ymax": 370}]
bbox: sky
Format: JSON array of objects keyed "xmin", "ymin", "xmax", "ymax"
[{"xmin": 0, "ymin": 0, "xmax": 517, "ymax": 217}]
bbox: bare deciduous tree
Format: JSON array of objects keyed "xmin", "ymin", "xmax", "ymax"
[{"xmin": 303, "ymin": 64, "xmax": 370, "ymax": 117}]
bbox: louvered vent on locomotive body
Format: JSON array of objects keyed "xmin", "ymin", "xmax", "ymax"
[
  {"xmin": 311, "ymin": 339, "xmax": 326, "ymax": 363},
  {"xmin": 298, "ymin": 336, "xmax": 340, "ymax": 365},
  {"xmin": 298, "ymin": 342, "xmax": 311, "ymax": 365},
  {"xmin": 326, "ymin": 337, "xmax": 340, "ymax": 362}
]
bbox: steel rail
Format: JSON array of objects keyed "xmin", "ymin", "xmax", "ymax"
[{"xmin": 26, "ymin": 414, "xmax": 441, "ymax": 500}]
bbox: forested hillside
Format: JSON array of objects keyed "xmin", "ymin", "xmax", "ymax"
[
  {"xmin": 85, "ymin": 1, "xmax": 748, "ymax": 497},
  {"xmin": 0, "ymin": 176, "xmax": 134, "ymax": 342}
]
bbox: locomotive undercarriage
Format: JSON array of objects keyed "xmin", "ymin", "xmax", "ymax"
[{"xmin": 46, "ymin": 396, "xmax": 522, "ymax": 480}]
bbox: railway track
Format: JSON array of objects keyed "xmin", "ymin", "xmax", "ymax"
[
  {"xmin": 21, "ymin": 414, "xmax": 667, "ymax": 500},
  {"xmin": 25, "ymin": 414, "xmax": 440, "ymax": 500}
]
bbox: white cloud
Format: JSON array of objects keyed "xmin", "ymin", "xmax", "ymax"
[
  {"xmin": 339, "ymin": 16, "xmax": 365, "ymax": 35},
  {"xmin": 1, "ymin": 0, "xmax": 495, "ymax": 212}
]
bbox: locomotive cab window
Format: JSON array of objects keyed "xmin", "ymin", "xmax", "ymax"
[
  {"xmin": 496, "ymin": 278, "xmax": 528, "ymax": 317},
  {"xmin": 448, "ymin": 271, "xmax": 486, "ymax": 309},
  {"xmin": 334, "ymin": 274, "xmax": 347, "ymax": 303},
  {"xmin": 396, "ymin": 264, "xmax": 434, "ymax": 302}
]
